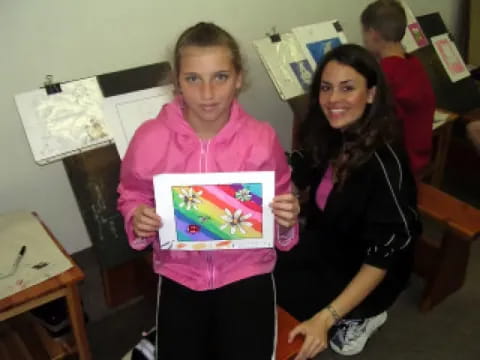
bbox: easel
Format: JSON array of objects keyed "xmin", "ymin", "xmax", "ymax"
[
  {"xmin": 17, "ymin": 62, "xmax": 172, "ymax": 308},
  {"xmin": 61, "ymin": 62, "xmax": 171, "ymax": 307}
]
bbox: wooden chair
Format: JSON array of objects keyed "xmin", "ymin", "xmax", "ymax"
[{"xmin": 415, "ymin": 182, "xmax": 480, "ymax": 311}]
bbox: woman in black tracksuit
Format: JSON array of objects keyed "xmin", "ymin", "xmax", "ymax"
[{"xmin": 275, "ymin": 44, "xmax": 420, "ymax": 359}]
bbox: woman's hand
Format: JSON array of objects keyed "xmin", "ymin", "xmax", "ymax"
[
  {"xmin": 270, "ymin": 193, "xmax": 300, "ymax": 228},
  {"xmin": 289, "ymin": 309, "xmax": 336, "ymax": 360},
  {"xmin": 133, "ymin": 204, "xmax": 162, "ymax": 238}
]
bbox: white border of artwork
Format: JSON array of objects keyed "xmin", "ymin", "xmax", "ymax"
[
  {"xmin": 292, "ymin": 20, "xmax": 348, "ymax": 69},
  {"xmin": 154, "ymin": 171, "xmax": 275, "ymax": 251},
  {"xmin": 431, "ymin": 34, "xmax": 470, "ymax": 83},
  {"xmin": 103, "ymin": 85, "xmax": 174, "ymax": 159}
]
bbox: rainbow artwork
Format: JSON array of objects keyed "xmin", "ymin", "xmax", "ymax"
[{"xmin": 171, "ymin": 183, "xmax": 263, "ymax": 243}]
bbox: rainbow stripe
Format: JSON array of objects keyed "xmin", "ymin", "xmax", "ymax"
[{"xmin": 172, "ymin": 184, "xmax": 263, "ymax": 241}]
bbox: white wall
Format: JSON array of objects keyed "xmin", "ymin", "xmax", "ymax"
[{"xmin": 0, "ymin": 0, "xmax": 460, "ymax": 253}]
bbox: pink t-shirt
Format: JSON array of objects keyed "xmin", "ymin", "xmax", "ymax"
[{"xmin": 315, "ymin": 165, "xmax": 334, "ymax": 210}]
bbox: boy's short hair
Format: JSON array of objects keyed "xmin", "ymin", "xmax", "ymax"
[{"xmin": 361, "ymin": 0, "xmax": 407, "ymax": 42}]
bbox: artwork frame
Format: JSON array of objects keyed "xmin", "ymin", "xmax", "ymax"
[{"xmin": 153, "ymin": 171, "xmax": 275, "ymax": 251}]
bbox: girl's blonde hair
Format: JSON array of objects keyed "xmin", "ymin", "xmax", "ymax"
[{"xmin": 173, "ymin": 22, "xmax": 244, "ymax": 80}]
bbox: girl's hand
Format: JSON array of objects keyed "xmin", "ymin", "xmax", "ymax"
[
  {"xmin": 270, "ymin": 193, "xmax": 300, "ymax": 228},
  {"xmin": 133, "ymin": 204, "xmax": 162, "ymax": 238},
  {"xmin": 289, "ymin": 309, "xmax": 336, "ymax": 360}
]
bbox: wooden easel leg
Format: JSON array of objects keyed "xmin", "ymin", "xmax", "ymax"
[
  {"xmin": 420, "ymin": 231, "xmax": 471, "ymax": 311},
  {"xmin": 65, "ymin": 285, "xmax": 91, "ymax": 360}
]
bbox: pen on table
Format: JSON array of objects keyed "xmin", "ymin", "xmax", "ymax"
[
  {"xmin": 13, "ymin": 245, "xmax": 27, "ymax": 269},
  {"xmin": 0, "ymin": 245, "xmax": 27, "ymax": 280}
]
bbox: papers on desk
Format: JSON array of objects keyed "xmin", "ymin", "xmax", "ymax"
[
  {"xmin": 15, "ymin": 77, "xmax": 112, "ymax": 165},
  {"xmin": 0, "ymin": 212, "xmax": 72, "ymax": 301},
  {"xmin": 433, "ymin": 110, "xmax": 451, "ymax": 130}
]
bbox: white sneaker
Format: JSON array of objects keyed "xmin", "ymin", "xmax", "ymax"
[{"xmin": 329, "ymin": 311, "xmax": 388, "ymax": 356}]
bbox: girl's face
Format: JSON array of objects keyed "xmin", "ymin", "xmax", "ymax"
[
  {"xmin": 177, "ymin": 45, "xmax": 242, "ymax": 126},
  {"xmin": 319, "ymin": 60, "xmax": 376, "ymax": 130}
]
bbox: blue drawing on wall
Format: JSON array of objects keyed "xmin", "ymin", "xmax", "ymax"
[
  {"xmin": 306, "ymin": 37, "xmax": 342, "ymax": 64},
  {"xmin": 290, "ymin": 60, "xmax": 314, "ymax": 91}
]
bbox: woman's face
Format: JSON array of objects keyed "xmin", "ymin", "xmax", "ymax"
[{"xmin": 318, "ymin": 60, "xmax": 376, "ymax": 130}]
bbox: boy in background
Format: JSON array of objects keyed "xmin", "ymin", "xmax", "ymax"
[{"xmin": 361, "ymin": 0, "xmax": 435, "ymax": 177}]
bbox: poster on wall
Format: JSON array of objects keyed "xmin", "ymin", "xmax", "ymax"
[
  {"xmin": 401, "ymin": 0, "xmax": 429, "ymax": 52},
  {"xmin": 14, "ymin": 77, "xmax": 111, "ymax": 165},
  {"xmin": 103, "ymin": 85, "xmax": 174, "ymax": 158},
  {"xmin": 253, "ymin": 33, "xmax": 313, "ymax": 100},
  {"xmin": 432, "ymin": 34, "xmax": 470, "ymax": 82},
  {"xmin": 154, "ymin": 171, "xmax": 275, "ymax": 251},
  {"xmin": 291, "ymin": 20, "xmax": 348, "ymax": 70}
]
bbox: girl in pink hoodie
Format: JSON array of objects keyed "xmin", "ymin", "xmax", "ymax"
[{"xmin": 117, "ymin": 22, "xmax": 299, "ymax": 360}]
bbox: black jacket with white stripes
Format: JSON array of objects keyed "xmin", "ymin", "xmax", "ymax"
[{"xmin": 291, "ymin": 142, "xmax": 420, "ymax": 300}]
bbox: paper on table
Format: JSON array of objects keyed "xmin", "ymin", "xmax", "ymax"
[
  {"xmin": 103, "ymin": 85, "xmax": 174, "ymax": 158},
  {"xmin": 253, "ymin": 33, "xmax": 313, "ymax": 100},
  {"xmin": 14, "ymin": 77, "xmax": 111, "ymax": 165},
  {"xmin": 434, "ymin": 110, "xmax": 450, "ymax": 122},
  {"xmin": 292, "ymin": 20, "xmax": 348, "ymax": 70},
  {"xmin": 154, "ymin": 171, "xmax": 275, "ymax": 251},
  {"xmin": 0, "ymin": 212, "xmax": 73, "ymax": 301},
  {"xmin": 432, "ymin": 34, "xmax": 470, "ymax": 82},
  {"xmin": 401, "ymin": 0, "xmax": 428, "ymax": 53}
]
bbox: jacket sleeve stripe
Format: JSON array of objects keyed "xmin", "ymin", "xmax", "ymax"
[
  {"xmin": 374, "ymin": 151, "xmax": 412, "ymax": 249},
  {"xmin": 386, "ymin": 143, "xmax": 403, "ymax": 190}
]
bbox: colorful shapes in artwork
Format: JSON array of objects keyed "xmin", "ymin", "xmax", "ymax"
[
  {"xmin": 306, "ymin": 37, "xmax": 342, "ymax": 64},
  {"xmin": 290, "ymin": 60, "xmax": 314, "ymax": 91},
  {"xmin": 171, "ymin": 183, "xmax": 263, "ymax": 242}
]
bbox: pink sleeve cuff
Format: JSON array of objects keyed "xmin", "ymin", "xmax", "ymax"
[{"xmin": 275, "ymin": 223, "xmax": 299, "ymax": 251}]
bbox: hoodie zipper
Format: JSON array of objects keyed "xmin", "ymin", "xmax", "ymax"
[{"xmin": 200, "ymin": 140, "xmax": 215, "ymax": 289}]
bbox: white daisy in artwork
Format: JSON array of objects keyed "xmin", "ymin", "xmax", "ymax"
[
  {"xmin": 235, "ymin": 188, "xmax": 252, "ymax": 202},
  {"xmin": 177, "ymin": 187, "xmax": 203, "ymax": 210},
  {"xmin": 220, "ymin": 208, "xmax": 253, "ymax": 235}
]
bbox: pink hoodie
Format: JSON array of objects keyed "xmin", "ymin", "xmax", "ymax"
[{"xmin": 117, "ymin": 97, "xmax": 299, "ymax": 291}]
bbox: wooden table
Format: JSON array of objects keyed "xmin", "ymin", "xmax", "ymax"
[{"xmin": 0, "ymin": 214, "xmax": 91, "ymax": 360}]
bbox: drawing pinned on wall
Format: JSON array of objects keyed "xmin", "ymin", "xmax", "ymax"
[
  {"xmin": 289, "ymin": 60, "xmax": 314, "ymax": 91},
  {"xmin": 431, "ymin": 34, "xmax": 470, "ymax": 82},
  {"xmin": 400, "ymin": 1, "xmax": 428, "ymax": 52},
  {"xmin": 154, "ymin": 172, "xmax": 275, "ymax": 250},
  {"xmin": 306, "ymin": 37, "xmax": 342, "ymax": 64},
  {"xmin": 103, "ymin": 85, "xmax": 175, "ymax": 158},
  {"xmin": 408, "ymin": 23, "xmax": 428, "ymax": 48},
  {"xmin": 253, "ymin": 33, "xmax": 312, "ymax": 100},
  {"xmin": 292, "ymin": 20, "xmax": 348, "ymax": 69},
  {"xmin": 14, "ymin": 77, "xmax": 112, "ymax": 165}
]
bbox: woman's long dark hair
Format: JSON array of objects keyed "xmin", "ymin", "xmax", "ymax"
[{"xmin": 299, "ymin": 44, "xmax": 399, "ymax": 185}]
